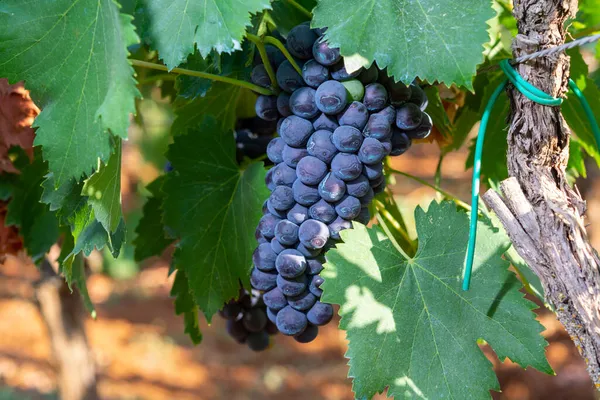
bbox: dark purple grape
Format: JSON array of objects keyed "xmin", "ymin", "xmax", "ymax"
[
  {"xmin": 346, "ymin": 175, "xmax": 370, "ymax": 198},
  {"xmin": 409, "ymin": 83, "xmax": 428, "ymax": 110},
  {"xmin": 369, "ymin": 174, "xmax": 385, "ymax": 188},
  {"xmin": 298, "ymin": 219, "xmax": 330, "ymax": 250},
  {"xmin": 335, "ymin": 195, "xmax": 361, "ymax": 220},
  {"xmin": 309, "ymin": 199, "xmax": 337, "ymax": 223},
  {"xmin": 243, "ymin": 308, "xmax": 268, "ymax": 332},
  {"xmin": 253, "ymin": 242, "xmax": 277, "ymax": 271},
  {"xmin": 258, "ymin": 213, "xmax": 282, "ymax": 239},
  {"xmin": 359, "ymin": 188, "xmax": 375, "ymax": 207},
  {"xmin": 363, "ymin": 113, "xmax": 392, "ymax": 140},
  {"xmin": 277, "ymin": 118, "xmax": 285, "ymax": 133},
  {"xmin": 396, "ymin": 103, "xmax": 423, "ymax": 130},
  {"xmin": 287, "ymin": 24, "xmax": 318, "ymax": 59},
  {"xmin": 405, "ymin": 112, "xmax": 432, "ymax": 139},
  {"xmin": 272, "ymin": 163, "xmax": 297, "ymax": 187},
  {"xmin": 263, "ymin": 287, "xmax": 288, "ymax": 311},
  {"xmin": 332, "ymin": 125, "xmax": 363, "ymax": 153},
  {"xmin": 247, "ymin": 331, "xmax": 270, "ymax": 351},
  {"xmin": 255, "ymin": 95, "xmax": 278, "ymax": 121},
  {"xmin": 251, "ymin": 64, "xmax": 271, "ymax": 88},
  {"xmin": 227, "ymin": 319, "xmax": 249, "ymax": 343},
  {"xmin": 277, "ymin": 92, "xmax": 292, "ymax": 117},
  {"xmin": 270, "ymin": 237, "xmax": 289, "ymax": 254},
  {"xmin": 358, "ymin": 137, "xmax": 386, "ymax": 165},
  {"xmin": 292, "ymin": 180, "xmax": 320, "ymax": 206},
  {"xmin": 307, "ymin": 129, "xmax": 338, "ymax": 163},
  {"xmin": 358, "ymin": 63, "xmax": 379, "ymax": 85},
  {"xmin": 274, "ymin": 219, "xmax": 300, "ymax": 245},
  {"xmin": 388, "ymin": 80, "xmax": 412, "ymax": 106},
  {"xmin": 328, "ymin": 216, "xmax": 352, "ymax": 240},
  {"xmin": 309, "ymin": 275, "xmax": 324, "ymax": 297},
  {"xmin": 307, "ymin": 302, "xmax": 334, "ymax": 326},
  {"xmin": 331, "ymin": 153, "xmax": 363, "ymax": 181},
  {"xmin": 377, "ymin": 106, "xmax": 396, "ymax": 124},
  {"xmin": 280, "ymin": 115, "xmax": 314, "ymax": 147},
  {"xmin": 287, "ymin": 203, "xmax": 309, "ymax": 225},
  {"xmin": 270, "ymin": 186, "xmax": 295, "ymax": 210},
  {"xmin": 277, "ymin": 274, "xmax": 309, "ymax": 297},
  {"xmin": 267, "ymin": 199, "xmax": 288, "ymax": 218},
  {"xmin": 312, "ymin": 37, "xmax": 341, "ymax": 66},
  {"xmin": 318, "ymin": 172, "xmax": 346, "ymax": 203},
  {"xmin": 315, "ymin": 80, "xmax": 348, "ymax": 115},
  {"xmin": 296, "ymin": 156, "xmax": 328, "ymax": 185},
  {"xmin": 275, "ymin": 249, "xmax": 307, "ymax": 278},
  {"xmin": 306, "ymin": 258, "xmax": 324, "ymax": 275},
  {"xmin": 356, "ymin": 207, "xmax": 371, "ymax": 225},
  {"xmin": 256, "ymin": 227, "xmax": 268, "ymax": 244},
  {"xmin": 282, "ymin": 145, "xmax": 308, "ymax": 168},
  {"xmin": 277, "ymin": 60, "xmax": 305, "ymax": 93},
  {"xmin": 294, "ymin": 324, "xmax": 318, "ymax": 343},
  {"xmin": 381, "ymin": 140, "xmax": 392, "ymax": 155},
  {"xmin": 267, "ymin": 137, "xmax": 285, "ymax": 164},
  {"xmin": 251, "ymin": 267, "xmax": 277, "ymax": 291},
  {"xmin": 266, "ymin": 307, "xmax": 278, "ymax": 324},
  {"xmin": 302, "ymin": 59, "xmax": 330, "ymax": 88},
  {"xmin": 295, "ymin": 242, "xmax": 322, "ymax": 258},
  {"xmin": 220, "ymin": 300, "xmax": 242, "ymax": 320},
  {"xmin": 276, "ymin": 305, "xmax": 308, "ymax": 336},
  {"xmin": 338, "ymin": 101, "xmax": 369, "ymax": 130},
  {"xmin": 363, "ymin": 162, "xmax": 383, "ymax": 181},
  {"xmin": 390, "ymin": 129, "xmax": 412, "ymax": 156},
  {"xmin": 288, "ymin": 291, "xmax": 317, "ymax": 311},
  {"xmin": 330, "ymin": 61, "xmax": 362, "ymax": 81},
  {"xmin": 262, "ymin": 199, "xmax": 269, "ymax": 214},
  {"xmin": 265, "ymin": 44, "xmax": 286, "ymax": 67},
  {"xmin": 363, "ymin": 83, "xmax": 388, "ymax": 112},
  {"xmin": 312, "ymin": 113, "xmax": 339, "ymax": 132},
  {"xmin": 290, "ymin": 87, "xmax": 319, "ymax": 119}
]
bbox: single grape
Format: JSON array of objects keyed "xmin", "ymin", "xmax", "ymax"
[
  {"xmin": 274, "ymin": 219, "xmax": 300, "ymax": 246},
  {"xmin": 220, "ymin": 300, "xmax": 242, "ymax": 320},
  {"xmin": 387, "ymin": 80, "xmax": 412, "ymax": 106},
  {"xmin": 255, "ymin": 227, "xmax": 268, "ymax": 245},
  {"xmin": 292, "ymin": 180, "xmax": 320, "ymax": 206},
  {"xmin": 294, "ymin": 324, "xmax": 318, "ymax": 343},
  {"xmin": 318, "ymin": 172, "xmax": 346, "ymax": 203},
  {"xmin": 287, "ymin": 24, "xmax": 318, "ymax": 59},
  {"xmin": 277, "ymin": 274, "xmax": 309, "ymax": 297},
  {"xmin": 358, "ymin": 63, "xmax": 379, "ymax": 85},
  {"xmin": 271, "ymin": 163, "xmax": 297, "ymax": 187},
  {"xmin": 390, "ymin": 129, "xmax": 412, "ymax": 156},
  {"xmin": 257, "ymin": 213, "xmax": 282, "ymax": 239},
  {"xmin": 363, "ymin": 113, "xmax": 392, "ymax": 140},
  {"xmin": 315, "ymin": 80, "xmax": 348, "ymax": 115},
  {"xmin": 309, "ymin": 275, "xmax": 324, "ymax": 297},
  {"xmin": 282, "ymin": 145, "xmax": 308, "ymax": 168},
  {"xmin": 335, "ymin": 195, "xmax": 361, "ymax": 220},
  {"xmin": 302, "ymin": 59, "xmax": 330, "ymax": 88},
  {"xmin": 312, "ymin": 37, "xmax": 341, "ymax": 66},
  {"xmin": 363, "ymin": 162, "xmax": 383, "ymax": 181},
  {"xmin": 270, "ymin": 237, "xmax": 289, "ymax": 255},
  {"xmin": 331, "ymin": 153, "xmax": 363, "ymax": 181},
  {"xmin": 277, "ymin": 92, "xmax": 292, "ymax": 117},
  {"xmin": 356, "ymin": 207, "xmax": 371, "ymax": 225},
  {"xmin": 396, "ymin": 103, "xmax": 423, "ymax": 130},
  {"xmin": 270, "ymin": 186, "xmax": 295, "ymax": 211},
  {"xmin": 288, "ymin": 290, "xmax": 318, "ymax": 311},
  {"xmin": 332, "ymin": 125, "xmax": 363, "ymax": 153},
  {"xmin": 290, "ymin": 87, "xmax": 319, "ymax": 119},
  {"xmin": 309, "ymin": 199, "xmax": 337, "ymax": 223},
  {"xmin": 295, "ymin": 242, "xmax": 322, "ymax": 258},
  {"xmin": 251, "ymin": 267, "xmax": 278, "ymax": 291},
  {"xmin": 265, "ymin": 44, "xmax": 286, "ymax": 67},
  {"xmin": 251, "ymin": 64, "xmax": 271, "ymax": 88},
  {"xmin": 275, "ymin": 249, "xmax": 307, "ymax": 278},
  {"xmin": 377, "ymin": 105, "xmax": 396, "ymax": 125},
  {"xmin": 253, "ymin": 242, "xmax": 277, "ymax": 271},
  {"xmin": 369, "ymin": 174, "xmax": 385, "ymax": 188},
  {"xmin": 247, "ymin": 331, "xmax": 270, "ymax": 351},
  {"xmin": 296, "ymin": 156, "xmax": 328, "ymax": 185},
  {"xmin": 263, "ymin": 287, "xmax": 288, "ymax": 311},
  {"xmin": 409, "ymin": 83, "xmax": 428, "ymax": 110},
  {"xmin": 266, "ymin": 307, "xmax": 278, "ymax": 324},
  {"xmin": 265, "ymin": 167, "xmax": 276, "ymax": 191},
  {"xmin": 358, "ymin": 137, "xmax": 386, "ymax": 165},
  {"xmin": 312, "ymin": 113, "xmax": 339, "ymax": 132},
  {"xmin": 276, "ymin": 305, "xmax": 308, "ymax": 336},
  {"xmin": 405, "ymin": 112, "xmax": 432, "ymax": 139},
  {"xmin": 255, "ymin": 95, "xmax": 278, "ymax": 121},
  {"xmin": 346, "ymin": 175, "xmax": 370, "ymax": 198},
  {"xmin": 359, "ymin": 187, "xmax": 375, "ymax": 206},
  {"xmin": 341, "ymin": 79, "xmax": 365, "ymax": 102},
  {"xmin": 381, "ymin": 139, "xmax": 392, "ymax": 155},
  {"xmin": 298, "ymin": 219, "xmax": 330, "ymax": 250},
  {"xmin": 306, "ymin": 258, "xmax": 324, "ymax": 275},
  {"xmin": 330, "ymin": 61, "xmax": 362, "ymax": 81},
  {"xmin": 242, "ymin": 308, "xmax": 268, "ymax": 333},
  {"xmin": 363, "ymin": 83, "xmax": 388, "ymax": 112},
  {"xmin": 328, "ymin": 216, "xmax": 352, "ymax": 240},
  {"xmin": 267, "ymin": 137, "xmax": 285, "ymax": 164},
  {"xmin": 306, "ymin": 129, "xmax": 338, "ymax": 164},
  {"xmin": 267, "ymin": 199, "xmax": 287, "ymax": 218},
  {"xmin": 279, "ymin": 115, "xmax": 314, "ymax": 147},
  {"xmin": 277, "ymin": 60, "xmax": 305, "ymax": 93},
  {"xmin": 307, "ymin": 301, "xmax": 334, "ymax": 326},
  {"xmin": 338, "ymin": 101, "xmax": 369, "ymax": 130},
  {"xmin": 287, "ymin": 203, "xmax": 309, "ymax": 225},
  {"xmin": 227, "ymin": 319, "xmax": 249, "ymax": 343},
  {"xmin": 266, "ymin": 320, "xmax": 278, "ymax": 335}
]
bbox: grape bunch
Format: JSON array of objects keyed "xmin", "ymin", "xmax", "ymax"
[
  {"xmin": 250, "ymin": 23, "xmax": 431, "ymax": 344},
  {"xmin": 219, "ymin": 288, "xmax": 278, "ymax": 351}
]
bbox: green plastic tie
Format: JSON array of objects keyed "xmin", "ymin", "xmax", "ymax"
[{"xmin": 463, "ymin": 59, "xmax": 600, "ymax": 291}]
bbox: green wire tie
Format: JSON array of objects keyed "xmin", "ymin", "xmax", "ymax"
[{"xmin": 463, "ymin": 59, "xmax": 600, "ymax": 291}]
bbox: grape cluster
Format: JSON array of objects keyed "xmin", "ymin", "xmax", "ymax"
[
  {"xmin": 219, "ymin": 288, "xmax": 278, "ymax": 351},
  {"xmin": 250, "ymin": 23, "xmax": 431, "ymax": 344}
]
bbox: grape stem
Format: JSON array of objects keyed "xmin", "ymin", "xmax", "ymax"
[
  {"xmin": 283, "ymin": 0, "xmax": 313, "ymax": 18},
  {"xmin": 130, "ymin": 59, "xmax": 274, "ymax": 96},
  {"xmin": 262, "ymin": 36, "xmax": 303, "ymax": 75},
  {"xmin": 373, "ymin": 200, "xmax": 416, "ymax": 255},
  {"xmin": 246, "ymin": 34, "xmax": 280, "ymax": 93}
]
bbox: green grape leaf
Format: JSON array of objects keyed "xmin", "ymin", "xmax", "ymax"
[
  {"xmin": 58, "ymin": 233, "xmax": 96, "ymax": 316},
  {"xmin": 41, "ymin": 176, "xmax": 87, "ymax": 226},
  {"xmin": 0, "ymin": 0, "xmax": 140, "ymax": 185},
  {"xmin": 171, "ymin": 269, "xmax": 203, "ymax": 344},
  {"xmin": 145, "ymin": 0, "xmax": 271, "ymax": 70},
  {"xmin": 312, "ymin": 0, "xmax": 494, "ymax": 88},
  {"xmin": 163, "ymin": 117, "xmax": 268, "ymax": 321},
  {"xmin": 322, "ymin": 201, "xmax": 551, "ymax": 400}
]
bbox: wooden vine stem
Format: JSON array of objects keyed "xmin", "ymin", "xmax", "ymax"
[{"xmin": 482, "ymin": 0, "xmax": 600, "ymax": 387}]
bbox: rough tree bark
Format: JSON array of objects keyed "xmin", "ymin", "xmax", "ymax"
[{"xmin": 481, "ymin": 0, "xmax": 600, "ymax": 387}]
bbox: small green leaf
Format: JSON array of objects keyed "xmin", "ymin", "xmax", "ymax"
[
  {"xmin": 312, "ymin": 0, "xmax": 495, "ymax": 88},
  {"xmin": 322, "ymin": 201, "xmax": 551, "ymax": 399},
  {"xmin": 163, "ymin": 117, "xmax": 269, "ymax": 321},
  {"xmin": 171, "ymin": 269, "xmax": 203, "ymax": 344}
]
